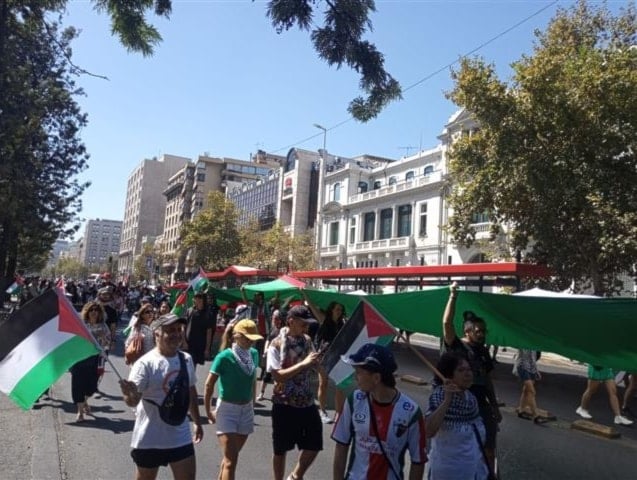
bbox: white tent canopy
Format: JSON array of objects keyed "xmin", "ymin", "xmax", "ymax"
[{"xmin": 514, "ymin": 287, "xmax": 600, "ymax": 299}]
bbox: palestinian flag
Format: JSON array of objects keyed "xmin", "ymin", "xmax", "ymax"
[
  {"xmin": 5, "ymin": 275, "xmax": 25, "ymax": 295},
  {"xmin": 171, "ymin": 289, "xmax": 191, "ymax": 318},
  {"xmin": 189, "ymin": 266, "xmax": 209, "ymax": 293},
  {"xmin": 171, "ymin": 267, "xmax": 209, "ymax": 317},
  {"xmin": 321, "ymin": 299, "xmax": 397, "ymax": 389},
  {"xmin": 0, "ymin": 289, "xmax": 100, "ymax": 410}
]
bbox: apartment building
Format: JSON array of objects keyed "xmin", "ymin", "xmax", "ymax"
[
  {"xmin": 119, "ymin": 154, "xmax": 190, "ymax": 275},
  {"xmin": 161, "ymin": 153, "xmax": 283, "ymax": 275},
  {"xmin": 80, "ymin": 219, "xmax": 122, "ymax": 268}
]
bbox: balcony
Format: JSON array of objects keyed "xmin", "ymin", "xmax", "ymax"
[
  {"xmin": 470, "ymin": 222, "xmax": 492, "ymax": 239},
  {"xmin": 351, "ymin": 236, "xmax": 411, "ymax": 253},
  {"xmin": 320, "ymin": 244, "xmax": 344, "ymax": 256},
  {"xmin": 349, "ymin": 170, "xmax": 442, "ymax": 204}
]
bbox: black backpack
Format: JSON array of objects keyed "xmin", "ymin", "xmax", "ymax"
[{"xmin": 145, "ymin": 352, "xmax": 190, "ymax": 426}]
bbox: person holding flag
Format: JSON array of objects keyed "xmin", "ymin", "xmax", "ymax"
[
  {"xmin": 332, "ymin": 343, "xmax": 427, "ymax": 480},
  {"xmin": 70, "ymin": 301, "xmax": 111, "ymax": 422}
]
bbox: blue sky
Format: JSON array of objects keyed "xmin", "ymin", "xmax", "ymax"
[{"xmin": 63, "ymin": 0, "xmax": 576, "ymax": 236}]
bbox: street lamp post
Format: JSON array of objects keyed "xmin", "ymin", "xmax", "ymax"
[{"xmin": 313, "ymin": 124, "xmax": 328, "ymax": 270}]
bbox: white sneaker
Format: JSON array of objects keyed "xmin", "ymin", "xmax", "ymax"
[
  {"xmin": 576, "ymin": 407, "xmax": 592, "ymax": 419},
  {"xmin": 319, "ymin": 409, "xmax": 334, "ymax": 424},
  {"xmin": 614, "ymin": 415, "xmax": 634, "ymax": 426},
  {"xmin": 256, "ymin": 394, "xmax": 265, "ymax": 402}
]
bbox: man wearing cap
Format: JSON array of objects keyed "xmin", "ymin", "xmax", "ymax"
[
  {"xmin": 332, "ymin": 343, "xmax": 427, "ymax": 480},
  {"xmin": 119, "ymin": 313, "xmax": 204, "ymax": 480},
  {"xmin": 267, "ymin": 305, "xmax": 322, "ymax": 480}
]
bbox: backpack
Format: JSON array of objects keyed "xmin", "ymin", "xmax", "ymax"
[{"xmin": 145, "ymin": 352, "xmax": 190, "ymax": 426}]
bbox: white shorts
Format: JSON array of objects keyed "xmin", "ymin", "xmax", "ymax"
[{"xmin": 215, "ymin": 400, "xmax": 255, "ymax": 435}]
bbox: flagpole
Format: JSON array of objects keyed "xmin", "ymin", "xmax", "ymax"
[{"xmin": 398, "ymin": 332, "xmax": 445, "ymax": 382}]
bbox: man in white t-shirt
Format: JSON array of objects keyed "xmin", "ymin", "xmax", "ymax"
[{"xmin": 120, "ymin": 313, "xmax": 204, "ymax": 480}]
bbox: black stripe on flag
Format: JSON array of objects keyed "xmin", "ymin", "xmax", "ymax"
[
  {"xmin": 0, "ymin": 289, "xmax": 58, "ymax": 362},
  {"xmin": 320, "ymin": 300, "xmax": 365, "ymax": 374}
]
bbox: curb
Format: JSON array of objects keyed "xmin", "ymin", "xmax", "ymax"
[{"xmin": 571, "ymin": 419, "xmax": 621, "ymax": 439}]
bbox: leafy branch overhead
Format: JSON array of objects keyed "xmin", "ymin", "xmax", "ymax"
[{"xmin": 95, "ymin": 0, "xmax": 401, "ymax": 121}]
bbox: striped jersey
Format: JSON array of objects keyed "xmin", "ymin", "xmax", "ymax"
[{"xmin": 332, "ymin": 389, "xmax": 427, "ymax": 479}]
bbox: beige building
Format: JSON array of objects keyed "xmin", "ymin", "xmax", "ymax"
[
  {"xmin": 119, "ymin": 154, "xmax": 190, "ymax": 276},
  {"xmin": 161, "ymin": 153, "xmax": 283, "ymax": 277}
]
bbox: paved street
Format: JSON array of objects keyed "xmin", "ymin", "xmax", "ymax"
[{"xmin": 1, "ymin": 325, "xmax": 637, "ymax": 480}]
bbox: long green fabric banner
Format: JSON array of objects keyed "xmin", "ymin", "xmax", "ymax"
[{"xmin": 303, "ymin": 287, "xmax": 637, "ymax": 372}]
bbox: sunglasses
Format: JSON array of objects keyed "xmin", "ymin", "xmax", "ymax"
[{"xmin": 89, "ymin": 307, "xmax": 100, "ymax": 312}]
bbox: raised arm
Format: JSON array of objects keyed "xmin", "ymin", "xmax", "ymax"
[
  {"xmin": 442, "ymin": 282, "xmax": 458, "ymax": 346},
  {"xmin": 301, "ymin": 290, "xmax": 326, "ymax": 324}
]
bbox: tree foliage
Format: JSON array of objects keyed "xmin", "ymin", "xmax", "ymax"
[
  {"xmin": 446, "ymin": 0, "xmax": 637, "ymax": 295},
  {"xmin": 238, "ymin": 221, "xmax": 316, "ymax": 272},
  {"xmin": 0, "ymin": 2, "xmax": 89, "ymax": 287},
  {"xmin": 180, "ymin": 191, "xmax": 242, "ymax": 271},
  {"xmin": 43, "ymin": 257, "xmax": 89, "ymax": 281},
  {"xmin": 93, "ymin": 0, "xmax": 400, "ymax": 121}
]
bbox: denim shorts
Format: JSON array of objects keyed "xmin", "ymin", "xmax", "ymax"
[{"xmin": 516, "ymin": 366, "xmax": 539, "ymax": 382}]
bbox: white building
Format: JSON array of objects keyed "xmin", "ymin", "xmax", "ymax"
[{"xmin": 316, "ymin": 109, "xmax": 487, "ymax": 271}]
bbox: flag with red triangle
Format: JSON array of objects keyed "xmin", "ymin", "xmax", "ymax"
[
  {"xmin": 171, "ymin": 267, "xmax": 209, "ymax": 317},
  {"xmin": 0, "ymin": 289, "xmax": 100, "ymax": 409},
  {"xmin": 321, "ymin": 299, "xmax": 397, "ymax": 388}
]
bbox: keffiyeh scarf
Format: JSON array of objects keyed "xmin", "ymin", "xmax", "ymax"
[{"xmin": 232, "ymin": 343, "xmax": 255, "ymax": 376}]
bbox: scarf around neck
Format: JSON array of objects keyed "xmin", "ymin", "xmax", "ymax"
[{"xmin": 231, "ymin": 343, "xmax": 255, "ymax": 376}]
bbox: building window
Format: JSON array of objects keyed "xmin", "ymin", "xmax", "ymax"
[
  {"xmin": 419, "ymin": 203, "xmax": 427, "ymax": 237},
  {"xmin": 363, "ymin": 212, "xmax": 375, "ymax": 241},
  {"xmin": 388, "ymin": 176, "xmax": 397, "ymax": 185},
  {"xmin": 472, "ymin": 211, "xmax": 490, "ymax": 223},
  {"xmin": 423, "ymin": 165, "xmax": 434, "ymax": 176},
  {"xmin": 397, "ymin": 205, "xmax": 412, "ymax": 237},
  {"xmin": 380, "ymin": 208, "xmax": 392, "ymax": 240},
  {"xmin": 329, "ymin": 222, "xmax": 339, "ymax": 246},
  {"xmin": 373, "ymin": 180, "xmax": 381, "ymax": 190},
  {"xmin": 349, "ymin": 218, "xmax": 356, "ymax": 244},
  {"xmin": 406, "ymin": 171, "xmax": 415, "ymax": 181},
  {"xmin": 358, "ymin": 181, "xmax": 368, "ymax": 194},
  {"xmin": 196, "ymin": 173, "xmax": 205, "ymax": 182},
  {"xmin": 333, "ymin": 182, "xmax": 341, "ymax": 202}
]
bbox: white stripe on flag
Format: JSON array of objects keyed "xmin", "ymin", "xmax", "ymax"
[
  {"xmin": 329, "ymin": 327, "xmax": 374, "ymax": 386},
  {"xmin": 0, "ymin": 316, "xmax": 74, "ymax": 393}
]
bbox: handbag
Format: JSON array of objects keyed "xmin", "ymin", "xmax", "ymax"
[{"xmin": 124, "ymin": 329, "xmax": 145, "ymax": 365}]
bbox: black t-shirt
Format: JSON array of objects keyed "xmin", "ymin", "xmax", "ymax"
[{"xmin": 442, "ymin": 336, "xmax": 494, "ymax": 402}]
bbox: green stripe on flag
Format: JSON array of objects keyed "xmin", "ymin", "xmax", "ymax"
[{"xmin": 9, "ymin": 336, "xmax": 99, "ymax": 410}]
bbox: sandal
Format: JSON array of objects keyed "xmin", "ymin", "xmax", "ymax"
[
  {"xmin": 517, "ymin": 410, "xmax": 533, "ymax": 420},
  {"xmin": 534, "ymin": 416, "xmax": 550, "ymax": 424}
]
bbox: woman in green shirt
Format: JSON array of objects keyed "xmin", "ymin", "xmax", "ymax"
[{"xmin": 204, "ymin": 319, "xmax": 263, "ymax": 480}]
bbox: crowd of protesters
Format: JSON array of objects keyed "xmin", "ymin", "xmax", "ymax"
[{"xmin": 8, "ymin": 274, "xmax": 635, "ymax": 480}]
